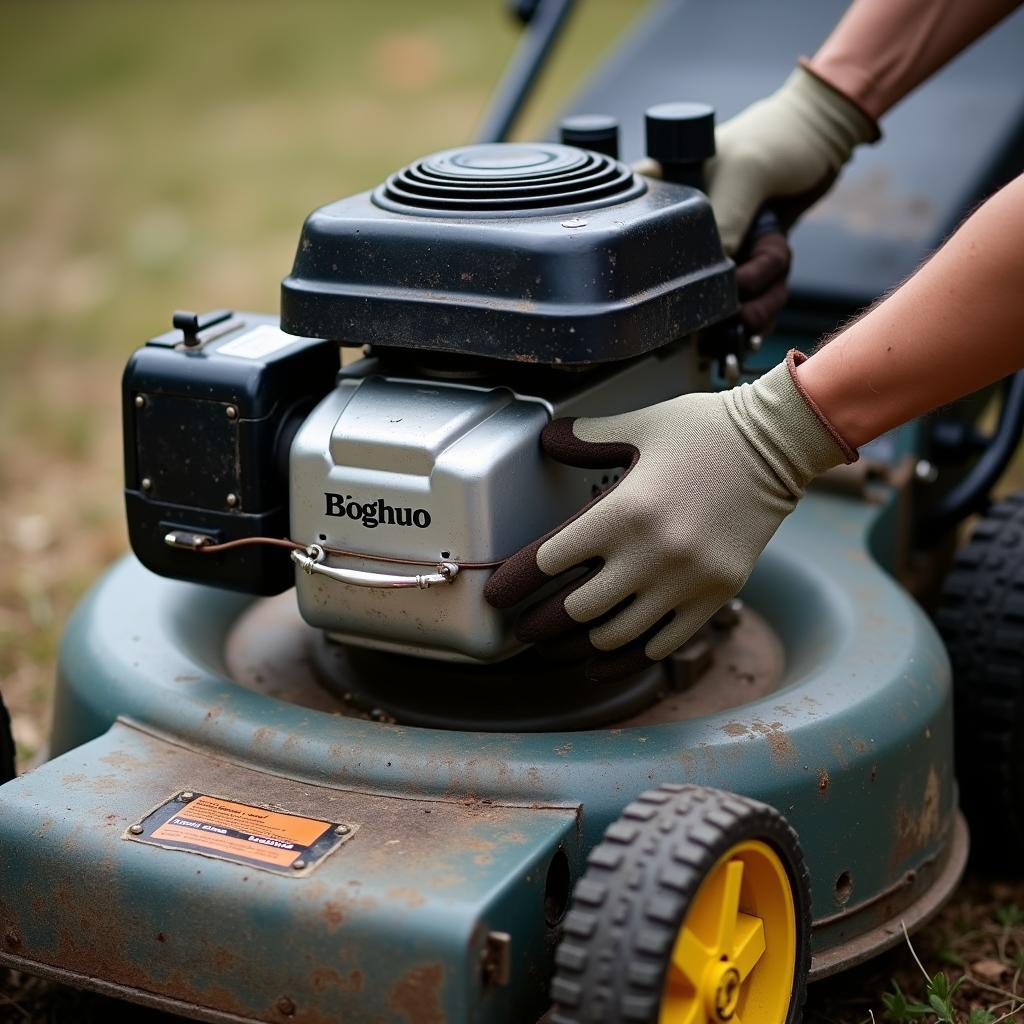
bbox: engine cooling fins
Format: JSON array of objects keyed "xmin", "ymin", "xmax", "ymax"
[{"xmin": 375, "ymin": 143, "xmax": 643, "ymax": 215}]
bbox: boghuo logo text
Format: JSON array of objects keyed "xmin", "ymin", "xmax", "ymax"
[{"xmin": 324, "ymin": 493, "xmax": 431, "ymax": 529}]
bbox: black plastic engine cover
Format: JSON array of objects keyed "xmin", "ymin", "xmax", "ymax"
[
  {"xmin": 123, "ymin": 312, "xmax": 338, "ymax": 594},
  {"xmin": 280, "ymin": 143, "xmax": 735, "ymax": 366}
]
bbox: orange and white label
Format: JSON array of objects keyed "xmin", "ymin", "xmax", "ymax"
[{"xmin": 146, "ymin": 794, "xmax": 335, "ymax": 869}]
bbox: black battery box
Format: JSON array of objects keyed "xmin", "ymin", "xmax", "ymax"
[{"xmin": 123, "ymin": 310, "xmax": 338, "ymax": 594}]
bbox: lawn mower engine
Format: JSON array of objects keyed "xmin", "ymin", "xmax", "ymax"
[{"xmin": 123, "ymin": 106, "xmax": 740, "ymax": 723}]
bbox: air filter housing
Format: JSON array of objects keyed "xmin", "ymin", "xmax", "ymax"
[{"xmin": 281, "ymin": 142, "xmax": 734, "ymax": 366}]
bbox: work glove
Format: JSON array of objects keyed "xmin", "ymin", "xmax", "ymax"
[
  {"xmin": 706, "ymin": 64, "xmax": 880, "ymax": 256},
  {"xmin": 484, "ymin": 353, "xmax": 855, "ymax": 683}
]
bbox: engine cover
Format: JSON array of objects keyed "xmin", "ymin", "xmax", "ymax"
[
  {"xmin": 280, "ymin": 142, "xmax": 735, "ymax": 366},
  {"xmin": 290, "ymin": 343, "xmax": 707, "ymax": 662}
]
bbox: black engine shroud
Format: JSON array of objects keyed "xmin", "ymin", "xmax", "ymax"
[{"xmin": 280, "ymin": 143, "xmax": 735, "ymax": 366}]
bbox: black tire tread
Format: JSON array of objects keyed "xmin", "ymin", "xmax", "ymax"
[
  {"xmin": 0, "ymin": 689, "xmax": 14, "ymax": 784},
  {"xmin": 936, "ymin": 491, "xmax": 1024, "ymax": 866},
  {"xmin": 550, "ymin": 784, "xmax": 811, "ymax": 1024}
]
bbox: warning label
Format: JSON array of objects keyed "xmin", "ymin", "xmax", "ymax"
[{"xmin": 127, "ymin": 792, "xmax": 354, "ymax": 876}]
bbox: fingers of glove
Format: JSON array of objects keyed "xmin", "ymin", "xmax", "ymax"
[
  {"xmin": 514, "ymin": 562, "xmax": 603, "ymax": 644},
  {"xmin": 740, "ymin": 276, "xmax": 789, "ymax": 337},
  {"xmin": 561, "ymin": 557, "xmax": 639, "ymax": 625},
  {"xmin": 587, "ymin": 588, "xmax": 676, "ymax": 652},
  {"xmin": 484, "ymin": 535, "xmax": 551, "ymax": 609},
  {"xmin": 540, "ymin": 417, "xmax": 639, "ymax": 472},
  {"xmin": 582, "ymin": 612, "xmax": 676, "ymax": 684},
  {"xmin": 644, "ymin": 603, "xmax": 721, "ymax": 663},
  {"xmin": 735, "ymin": 231, "xmax": 791, "ymax": 297},
  {"xmin": 705, "ymin": 153, "xmax": 769, "ymax": 256},
  {"xmin": 533, "ymin": 594, "xmax": 636, "ymax": 662}
]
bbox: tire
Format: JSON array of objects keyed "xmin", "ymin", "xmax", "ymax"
[
  {"xmin": 550, "ymin": 784, "xmax": 811, "ymax": 1024},
  {"xmin": 0, "ymin": 689, "xmax": 14, "ymax": 784},
  {"xmin": 936, "ymin": 491, "xmax": 1024, "ymax": 868}
]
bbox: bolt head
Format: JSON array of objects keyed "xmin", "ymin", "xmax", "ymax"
[
  {"xmin": 276, "ymin": 996, "xmax": 296, "ymax": 1016},
  {"xmin": 141, "ymin": 477, "xmax": 152, "ymax": 492},
  {"xmin": 334, "ymin": 824, "xmax": 351, "ymax": 836},
  {"xmin": 134, "ymin": 394, "xmax": 146, "ymax": 409},
  {"xmin": 226, "ymin": 493, "xmax": 238, "ymax": 508},
  {"xmin": 291, "ymin": 859, "xmax": 306, "ymax": 871},
  {"xmin": 129, "ymin": 824, "xmax": 144, "ymax": 835},
  {"xmin": 180, "ymin": 791, "xmax": 194, "ymax": 801},
  {"xmin": 225, "ymin": 405, "xmax": 238, "ymax": 420}
]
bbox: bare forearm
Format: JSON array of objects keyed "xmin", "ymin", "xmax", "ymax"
[
  {"xmin": 797, "ymin": 174, "xmax": 1024, "ymax": 449},
  {"xmin": 808, "ymin": 0, "xmax": 1020, "ymax": 119}
]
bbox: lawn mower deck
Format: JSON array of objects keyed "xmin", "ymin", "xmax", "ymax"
[{"xmin": 0, "ymin": 485, "xmax": 966, "ymax": 1022}]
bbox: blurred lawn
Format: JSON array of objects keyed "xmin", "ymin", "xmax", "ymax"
[{"xmin": 0, "ymin": 0, "xmax": 645, "ymax": 765}]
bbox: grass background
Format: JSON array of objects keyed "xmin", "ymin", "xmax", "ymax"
[{"xmin": 0, "ymin": 1, "xmax": 1021, "ymax": 1021}]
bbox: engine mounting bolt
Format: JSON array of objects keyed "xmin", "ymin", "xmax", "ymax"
[
  {"xmin": 134, "ymin": 394, "xmax": 146, "ymax": 409},
  {"xmin": 291, "ymin": 859, "xmax": 306, "ymax": 871},
  {"xmin": 225, "ymin": 405, "xmax": 237, "ymax": 420},
  {"xmin": 226, "ymin": 493, "xmax": 238, "ymax": 508},
  {"xmin": 141, "ymin": 478, "xmax": 152, "ymax": 492},
  {"xmin": 335, "ymin": 824, "xmax": 351, "ymax": 837},
  {"xmin": 129, "ymin": 824, "xmax": 144, "ymax": 835}
]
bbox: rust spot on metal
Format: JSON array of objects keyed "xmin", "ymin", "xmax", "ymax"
[
  {"xmin": 389, "ymin": 962, "xmax": 446, "ymax": 1024},
  {"xmin": 751, "ymin": 720, "xmax": 797, "ymax": 766},
  {"xmin": 722, "ymin": 722, "xmax": 749, "ymax": 737},
  {"xmin": 891, "ymin": 766, "xmax": 942, "ymax": 869},
  {"xmin": 817, "ymin": 769, "xmax": 830, "ymax": 793},
  {"xmin": 387, "ymin": 886, "xmax": 427, "ymax": 908},
  {"xmin": 321, "ymin": 901, "xmax": 345, "ymax": 929}
]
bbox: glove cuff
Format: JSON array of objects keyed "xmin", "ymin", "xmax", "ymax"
[
  {"xmin": 727, "ymin": 352, "xmax": 856, "ymax": 500},
  {"xmin": 790, "ymin": 61, "xmax": 882, "ymax": 149},
  {"xmin": 785, "ymin": 349, "xmax": 859, "ymax": 464}
]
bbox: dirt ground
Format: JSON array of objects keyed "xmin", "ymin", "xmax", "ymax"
[{"xmin": 1, "ymin": 2, "xmax": 1022, "ymax": 1022}]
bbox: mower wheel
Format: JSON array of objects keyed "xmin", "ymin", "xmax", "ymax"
[
  {"xmin": 937, "ymin": 491, "xmax": 1024, "ymax": 868},
  {"xmin": 0, "ymin": 690, "xmax": 14, "ymax": 784},
  {"xmin": 550, "ymin": 784, "xmax": 811, "ymax": 1024}
]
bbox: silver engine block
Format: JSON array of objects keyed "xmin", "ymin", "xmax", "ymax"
[{"xmin": 290, "ymin": 341, "xmax": 708, "ymax": 662}]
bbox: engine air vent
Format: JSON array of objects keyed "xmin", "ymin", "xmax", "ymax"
[{"xmin": 374, "ymin": 143, "xmax": 643, "ymax": 216}]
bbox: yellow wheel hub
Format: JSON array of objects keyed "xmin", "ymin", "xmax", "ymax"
[{"xmin": 659, "ymin": 839, "xmax": 797, "ymax": 1024}]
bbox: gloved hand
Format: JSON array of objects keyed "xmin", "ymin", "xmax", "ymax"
[
  {"xmin": 706, "ymin": 64, "xmax": 879, "ymax": 255},
  {"xmin": 484, "ymin": 353, "xmax": 855, "ymax": 683}
]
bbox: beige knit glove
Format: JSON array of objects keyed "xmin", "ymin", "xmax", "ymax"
[
  {"xmin": 706, "ymin": 64, "xmax": 879, "ymax": 255},
  {"xmin": 485, "ymin": 353, "xmax": 855, "ymax": 683}
]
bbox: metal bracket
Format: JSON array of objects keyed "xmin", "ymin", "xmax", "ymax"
[{"xmin": 291, "ymin": 545, "xmax": 459, "ymax": 590}]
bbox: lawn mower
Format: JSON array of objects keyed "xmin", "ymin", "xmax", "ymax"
[{"xmin": 2, "ymin": 1, "xmax": 1024, "ymax": 1022}]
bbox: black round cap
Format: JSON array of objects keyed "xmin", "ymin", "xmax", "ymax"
[
  {"xmin": 645, "ymin": 102, "xmax": 715, "ymax": 165},
  {"xmin": 559, "ymin": 114, "xmax": 620, "ymax": 159}
]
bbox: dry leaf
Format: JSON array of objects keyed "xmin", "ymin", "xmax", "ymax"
[{"xmin": 971, "ymin": 959, "xmax": 1008, "ymax": 981}]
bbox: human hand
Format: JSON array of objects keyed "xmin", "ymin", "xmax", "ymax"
[
  {"xmin": 706, "ymin": 66, "xmax": 878, "ymax": 255},
  {"xmin": 484, "ymin": 354, "xmax": 853, "ymax": 682}
]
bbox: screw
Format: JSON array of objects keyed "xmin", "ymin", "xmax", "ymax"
[
  {"xmin": 141, "ymin": 477, "xmax": 152, "ymax": 492},
  {"xmin": 225, "ymin": 405, "xmax": 238, "ymax": 420},
  {"xmin": 129, "ymin": 824, "xmax": 144, "ymax": 835},
  {"xmin": 180, "ymin": 791, "xmax": 195, "ymax": 801},
  {"xmin": 749, "ymin": 334, "xmax": 763, "ymax": 352},
  {"xmin": 226, "ymin": 493, "xmax": 238, "ymax": 508},
  {"xmin": 134, "ymin": 394, "xmax": 146, "ymax": 409},
  {"xmin": 915, "ymin": 459, "xmax": 939, "ymax": 483},
  {"xmin": 560, "ymin": 217, "xmax": 587, "ymax": 229},
  {"xmin": 276, "ymin": 996, "xmax": 296, "ymax": 1017},
  {"xmin": 291, "ymin": 859, "xmax": 306, "ymax": 871},
  {"xmin": 334, "ymin": 824, "xmax": 351, "ymax": 836}
]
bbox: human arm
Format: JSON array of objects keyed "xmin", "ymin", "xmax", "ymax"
[
  {"xmin": 707, "ymin": 0, "xmax": 1021, "ymax": 254},
  {"xmin": 485, "ymin": 174, "xmax": 1024, "ymax": 683},
  {"xmin": 798, "ymin": 172, "xmax": 1024, "ymax": 447}
]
